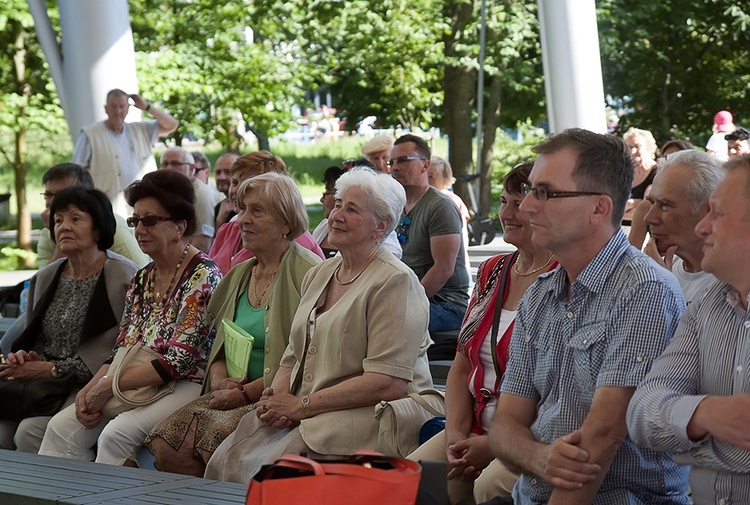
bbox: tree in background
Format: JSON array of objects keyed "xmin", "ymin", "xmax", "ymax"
[
  {"xmin": 598, "ymin": 0, "xmax": 750, "ymax": 144},
  {"xmin": 0, "ymin": 0, "xmax": 67, "ymax": 267},
  {"xmin": 130, "ymin": 0, "xmax": 309, "ymax": 151}
]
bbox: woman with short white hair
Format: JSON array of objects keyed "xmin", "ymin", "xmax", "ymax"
[{"xmin": 205, "ymin": 167, "xmax": 433, "ymax": 482}]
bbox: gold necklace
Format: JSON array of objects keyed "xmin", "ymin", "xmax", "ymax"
[
  {"xmin": 334, "ymin": 254, "xmax": 378, "ymax": 285},
  {"xmin": 252, "ymin": 262, "xmax": 280, "ymax": 306},
  {"xmin": 513, "ymin": 254, "xmax": 554, "ymax": 277},
  {"xmin": 150, "ymin": 243, "xmax": 190, "ymax": 307}
]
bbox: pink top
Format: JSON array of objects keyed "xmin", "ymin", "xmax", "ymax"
[{"xmin": 209, "ymin": 220, "xmax": 325, "ymax": 274}]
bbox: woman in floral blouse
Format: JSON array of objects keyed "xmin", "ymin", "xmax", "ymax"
[{"xmin": 39, "ymin": 170, "xmax": 222, "ymax": 467}]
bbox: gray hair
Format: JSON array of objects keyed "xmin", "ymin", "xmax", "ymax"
[
  {"xmin": 335, "ymin": 167, "xmax": 406, "ymax": 239},
  {"xmin": 660, "ymin": 150, "xmax": 723, "ymax": 214},
  {"xmin": 163, "ymin": 146, "xmax": 194, "ymax": 164}
]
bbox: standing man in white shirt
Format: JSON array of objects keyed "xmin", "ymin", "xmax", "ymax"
[{"xmin": 72, "ymin": 89, "xmax": 178, "ymax": 216}]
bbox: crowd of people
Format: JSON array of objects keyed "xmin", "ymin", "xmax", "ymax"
[{"xmin": 1, "ymin": 89, "xmax": 749, "ymax": 505}]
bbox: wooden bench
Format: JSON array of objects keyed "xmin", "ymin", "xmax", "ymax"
[{"xmin": 0, "ymin": 449, "xmax": 246, "ymax": 504}]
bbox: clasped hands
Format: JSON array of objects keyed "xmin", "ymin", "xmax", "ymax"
[
  {"xmin": 255, "ymin": 387, "xmax": 303, "ymax": 429},
  {"xmin": 535, "ymin": 430, "xmax": 601, "ymax": 490},
  {"xmin": 0, "ymin": 350, "xmax": 53, "ymax": 381},
  {"xmin": 209, "ymin": 377, "xmax": 248, "ymax": 410},
  {"xmin": 446, "ymin": 434, "xmax": 494, "ymax": 482},
  {"xmin": 75, "ymin": 375, "xmax": 114, "ymax": 429}
]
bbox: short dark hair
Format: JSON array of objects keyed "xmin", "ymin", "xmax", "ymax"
[
  {"xmin": 394, "ymin": 134, "xmax": 431, "ymax": 160},
  {"xmin": 725, "ymin": 127, "xmax": 750, "ymax": 141},
  {"xmin": 503, "ymin": 161, "xmax": 535, "ymax": 194},
  {"xmin": 49, "ymin": 187, "xmax": 116, "ymax": 250},
  {"xmin": 192, "ymin": 151, "xmax": 211, "ymax": 171},
  {"xmin": 533, "ymin": 128, "xmax": 633, "ymax": 227},
  {"xmin": 322, "ymin": 166, "xmax": 345, "ymax": 189},
  {"xmin": 125, "ymin": 171, "xmax": 197, "ymax": 236},
  {"xmin": 659, "ymin": 139, "xmax": 695, "ymax": 155},
  {"xmin": 42, "ymin": 163, "xmax": 94, "ymax": 189}
]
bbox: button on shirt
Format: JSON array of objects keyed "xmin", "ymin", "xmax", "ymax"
[
  {"xmin": 501, "ymin": 231, "xmax": 690, "ymax": 505},
  {"xmin": 627, "ymin": 280, "xmax": 750, "ymax": 505}
]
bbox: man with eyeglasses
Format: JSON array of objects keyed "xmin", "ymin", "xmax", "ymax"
[
  {"xmin": 72, "ymin": 89, "xmax": 178, "ymax": 217},
  {"xmin": 159, "ymin": 147, "xmax": 217, "ymax": 252},
  {"xmin": 487, "ymin": 129, "xmax": 689, "ymax": 504},
  {"xmin": 36, "ymin": 163, "xmax": 149, "ymax": 268},
  {"xmin": 390, "ymin": 134, "xmax": 469, "ymax": 342}
]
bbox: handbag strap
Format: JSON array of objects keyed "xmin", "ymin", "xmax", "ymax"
[
  {"xmin": 489, "ymin": 251, "xmax": 517, "ymax": 379},
  {"xmin": 111, "ymin": 345, "xmax": 173, "ymax": 407},
  {"xmin": 408, "ymin": 390, "xmax": 445, "ymax": 418}
]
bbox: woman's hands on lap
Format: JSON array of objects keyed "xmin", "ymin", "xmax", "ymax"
[
  {"xmin": 209, "ymin": 388, "xmax": 247, "ymax": 410},
  {"xmin": 75, "ymin": 388, "xmax": 103, "ymax": 429},
  {"xmin": 83, "ymin": 375, "xmax": 114, "ymax": 415},
  {"xmin": 256, "ymin": 387, "xmax": 303, "ymax": 429},
  {"xmin": 446, "ymin": 434, "xmax": 494, "ymax": 482},
  {"xmin": 0, "ymin": 350, "xmax": 55, "ymax": 382}
]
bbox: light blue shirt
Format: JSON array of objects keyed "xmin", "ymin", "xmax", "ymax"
[{"xmin": 501, "ymin": 231, "xmax": 690, "ymax": 504}]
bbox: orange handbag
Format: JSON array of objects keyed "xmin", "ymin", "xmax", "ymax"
[{"xmin": 246, "ymin": 451, "xmax": 422, "ymax": 505}]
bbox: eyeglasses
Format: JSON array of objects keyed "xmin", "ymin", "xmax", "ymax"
[
  {"xmin": 397, "ymin": 214, "xmax": 412, "ymax": 244},
  {"xmin": 40, "ymin": 192, "xmax": 56, "ymax": 201},
  {"xmin": 194, "ymin": 165, "xmax": 209, "ymax": 172},
  {"xmin": 520, "ymin": 183, "xmax": 606, "ymax": 202},
  {"xmin": 160, "ymin": 161, "xmax": 191, "ymax": 168},
  {"xmin": 126, "ymin": 215, "xmax": 174, "ymax": 227},
  {"xmin": 387, "ymin": 156, "xmax": 426, "ymax": 168},
  {"xmin": 322, "ymin": 190, "xmax": 335, "ymax": 198}
]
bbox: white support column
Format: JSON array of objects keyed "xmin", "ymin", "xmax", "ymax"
[
  {"xmin": 537, "ymin": 0, "xmax": 606, "ymax": 134},
  {"xmin": 58, "ymin": 0, "xmax": 140, "ymax": 142}
]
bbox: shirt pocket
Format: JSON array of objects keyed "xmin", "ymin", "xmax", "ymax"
[{"xmin": 568, "ymin": 322, "xmax": 607, "ymax": 401}]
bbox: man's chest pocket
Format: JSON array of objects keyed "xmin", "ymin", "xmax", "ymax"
[{"xmin": 568, "ymin": 323, "xmax": 607, "ymax": 398}]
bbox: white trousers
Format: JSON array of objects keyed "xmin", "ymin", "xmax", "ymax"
[{"xmin": 38, "ymin": 381, "xmax": 201, "ymax": 465}]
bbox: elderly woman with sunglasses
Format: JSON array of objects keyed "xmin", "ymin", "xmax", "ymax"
[
  {"xmin": 39, "ymin": 170, "xmax": 223, "ymax": 467},
  {"xmin": 205, "ymin": 168, "xmax": 433, "ymax": 483}
]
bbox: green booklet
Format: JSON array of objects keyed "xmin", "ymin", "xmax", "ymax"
[{"xmin": 222, "ymin": 319, "xmax": 255, "ymax": 379}]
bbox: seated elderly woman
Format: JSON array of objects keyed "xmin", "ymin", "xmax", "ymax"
[
  {"xmin": 312, "ymin": 164, "xmax": 401, "ymax": 259},
  {"xmin": 38, "ymin": 170, "xmax": 222, "ymax": 466},
  {"xmin": 0, "ymin": 188, "xmax": 138, "ymax": 453},
  {"xmin": 146, "ymin": 172, "xmax": 321, "ymax": 476},
  {"xmin": 209, "ymin": 151, "xmax": 324, "ymax": 274},
  {"xmin": 407, "ymin": 162, "xmax": 556, "ymax": 504},
  {"xmin": 205, "ymin": 167, "xmax": 433, "ymax": 483}
]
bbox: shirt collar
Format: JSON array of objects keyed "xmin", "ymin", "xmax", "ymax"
[{"xmin": 545, "ymin": 230, "xmax": 631, "ymax": 298}]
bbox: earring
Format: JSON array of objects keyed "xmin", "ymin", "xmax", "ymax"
[{"xmin": 173, "ymin": 235, "xmax": 180, "ymax": 243}]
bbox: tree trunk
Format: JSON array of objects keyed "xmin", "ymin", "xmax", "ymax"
[
  {"xmin": 12, "ymin": 19, "xmax": 34, "ymax": 268},
  {"xmin": 479, "ymin": 73, "xmax": 503, "ymax": 217},
  {"xmin": 251, "ymin": 128, "xmax": 270, "ymax": 151},
  {"xmin": 443, "ymin": 0, "xmax": 476, "ymax": 209}
]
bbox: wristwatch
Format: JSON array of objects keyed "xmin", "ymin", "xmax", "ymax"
[
  {"xmin": 50, "ymin": 363, "xmax": 59, "ymax": 378},
  {"xmin": 301, "ymin": 395, "xmax": 312, "ymax": 417}
]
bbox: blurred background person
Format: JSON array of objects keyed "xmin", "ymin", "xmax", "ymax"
[
  {"xmin": 622, "ymin": 127, "xmax": 658, "ymax": 225},
  {"xmin": 360, "ymin": 135, "xmax": 393, "ymax": 174},
  {"xmin": 429, "ymin": 156, "xmax": 471, "ymax": 279},
  {"xmin": 705, "ymin": 110, "xmax": 734, "ymax": 162},
  {"xmin": 214, "ymin": 153, "xmax": 240, "ymax": 229},
  {"xmin": 725, "ymin": 127, "xmax": 750, "ymax": 159},
  {"xmin": 0, "ymin": 187, "xmax": 138, "ymax": 453}
]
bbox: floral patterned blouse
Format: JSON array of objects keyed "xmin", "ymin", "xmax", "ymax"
[{"xmin": 112, "ymin": 253, "xmax": 222, "ymax": 383}]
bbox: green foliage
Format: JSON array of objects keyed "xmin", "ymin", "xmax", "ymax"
[
  {"xmin": 0, "ymin": 245, "xmax": 37, "ymax": 271},
  {"xmin": 598, "ymin": 0, "xmax": 750, "ymax": 144},
  {"xmin": 490, "ymin": 121, "xmax": 546, "ymax": 188}
]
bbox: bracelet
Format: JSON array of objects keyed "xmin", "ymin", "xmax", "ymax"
[
  {"xmin": 240, "ymin": 387, "xmax": 252, "ymax": 405},
  {"xmin": 145, "ymin": 102, "xmax": 151, "ymax": 112}
]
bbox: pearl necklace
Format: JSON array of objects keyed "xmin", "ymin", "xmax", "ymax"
[
  {"xmin": 334, "ymin": 254, "xmax": 378, "ymax": 285},
  {"xmin": 149, "ymin": 243, "xmax": 190, "ymax": 308},
  {"xmin": 513, "ymin": 254, "xmax": 554, "ymax": 277},
  {"xmin": 252, "ymin": 262, "xmax": 280, "ymax": 307}
]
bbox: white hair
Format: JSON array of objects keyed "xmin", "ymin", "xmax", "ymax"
[
  {"xmin": 335, "ymin": 166, "xmax": 406, "ymax": 239},
  {"xmin": 661, "ymin": 150, "xmax": 723, "ymax": 214},
  {"xmin": 163, "ymin": 146, "xmax": 194, "ymax": 164}
]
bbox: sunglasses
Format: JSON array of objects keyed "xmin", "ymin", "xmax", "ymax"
[
  {"xmin": 126, "ymin": 215, "xmax": 175, "ymax": 228},
  {"xmin": 387, "ymin": 155, "xmax": 426, "ymax": 168},
  {"xmin": 397, "ymin": 215, "xmax": 412, "ymax": 244}
]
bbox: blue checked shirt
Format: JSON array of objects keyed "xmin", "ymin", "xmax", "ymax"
[
  {"xmin": 628, "ymin": 280, "xmax": 750, "ymax": 505},
  {"xmin": 500, "ymin": 231, "xmax": 690, "ymax": 505}
]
